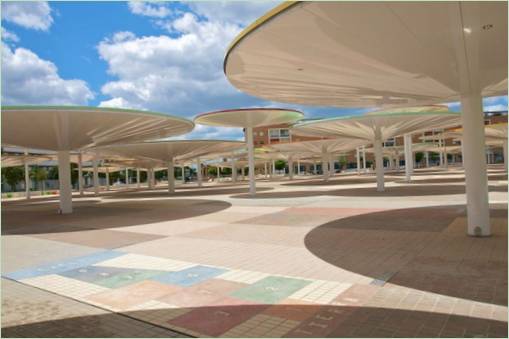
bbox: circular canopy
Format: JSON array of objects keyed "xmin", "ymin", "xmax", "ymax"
[
  {"xmin": 96, "ymin": 140, "xmax": 245, "ymax": 163},
  {"xmin": 194, "ymin": 108, "xmax": 304, "ymax": 128},
  {"xmin": 224, "ymin": 1, "xmax": 507, "ymax": 107},
  {"xmin": 1, "ymin": 154, "xmax": 55, "ymax": 168},
  {"xmin": 293, "ymin": 106, "xmax": 461, "ymax": 142},
  {"xmin": 267, "ymin": 138, "xmax": 368, "ymax": 155},
  {"xmin": 421, "ymin": 123, "xmax": 508, "ymax": 144},
  {"xmin": 77, "ymin": 166, "xmax": 124, "ymax": 174},
  {"xmin": 1, "ymin": 106, "xmax": 194, "ymax": 151}
]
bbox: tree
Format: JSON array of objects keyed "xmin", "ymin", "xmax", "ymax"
[
  {"xmin": 275, "ymin": 160, "xmax": 286, "ymax": 170},
  {"xmin": 338, "ymin": 155, "xmax": 348, "ymax": 170},
  {"xmin": 207, "ymin": 167, "xmax": 218, "ymax": 176},
  {"xmin": 3, "ymin": 166, "xmax": 24, "ymax": 191},
  {"xmin": 31, "ymin": 167, "xmax": 48, "ymax": 193}
]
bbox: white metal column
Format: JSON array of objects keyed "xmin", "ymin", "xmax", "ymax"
[
  {"xmin": 232, "ymin": 155, "xmax": 237, "ymax": 182},
  {"xmin": 404, "ymin": 134, "xmax": 413, "ymax": 182},
  {"xmin": 246, "ymin": 126, "xmax": 256, "ymax": 195},
  {"xmin": 196, "ymin": 158, "xmax": 203, "ymax": 187},
  {"xmin": 168, "ymin": 158, "xmax": 175, "ymax": 193},
  {"xmin": 503, "ymin": 142, "xmax": 508, "ymax": 172},
  {"xmin": 106, "ymin": 167, "xmax": 110, "ymax": 191},
  {"xmin": 356, "ymin": 147, "xmax": 361, "ymax": 175},
  {"xmin": 362, "ymin": 146, "xmax": 367, "ymax": 172},
  {"xmin": 374, "ymin": 128, "xmax": 384, "ymax": 192},
  {"xmin": 288, "ymin": 156, "xmax": 294, "ymax": 180},
  {"xmin": 78, "ymin": 152, "xmax": 83, "ymax": 196},
  {"xmin": 425, "ymin": 151, "xmax": 430, "ymax": 168},
  {"xmin": 461, "ymin": 93, "xmax": 490, "ymax": 236},
  {"xmin": 136, "ymin": 168, "xmax": 141, "ymax": 188},
  {"xmin": 93, "ymin": 154, "xmax": 99, "ymax": 195},
  {"xmin": 24, "ymin": 150, "xmax": 30, "ymax": 199},
  {"xmin": 57, "ymin": 151, "xmax": 72, "ymax": 214},
  {"xmin": 264, "ymin": 162, "xmax": 268, "ymax": 179},
  {"xmin": 321, "ymin": 146, "xmax": 329, "ymax": 181}
]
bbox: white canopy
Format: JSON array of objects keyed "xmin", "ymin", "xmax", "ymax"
[
  {"xmin": 1, "ymin": 106, "xmax": 194, "ymax": 151},
  {"xmin": 194, "ymin": 108, "xmax": 304, "ymax": 128},
  {"xmin": 224, "ymin": 1, "xmax": 507, "ymax": 107},
  {"xmin": 96, "ymin": 140, "xmax": 245, "ymax": 163},
  {"xmin": 223, "ymin": 1, "xmax": 508, "ymax": 235},
  {"xmin": 293, "ymin": 106, "xmax": 461, "ymax": 141}
]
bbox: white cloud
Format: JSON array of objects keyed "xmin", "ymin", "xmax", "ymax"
[
  {"xmin": 97, "ymin": 2, "xmax": 283, "ymax": 140},
  {"xmin": 1, "ymin": 27, "xmax": 19, "ymax": 42},
  {"xmin": 97, "ymin": 13, "xmax": 251, "ymax": 115},
  {"xmin": 1, "ymin": 1, "xmax": 53, "ymax": 31},
  {"xmin": 1, "ymin": 43, "xmax": 94, "ymax": 105},
  {"xmin": 484, "ymin": 104, "xmax": 508, "ymax": 112},
  {"xmin": 188, "ymin": 1, "xmax": 279, "ymax": 26},
  {"xmin": 127, "ymin": 1, "xmax": 172, "ymax": 18}
]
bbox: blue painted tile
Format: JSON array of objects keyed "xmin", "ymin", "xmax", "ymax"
[
  {"xmin": 151, "ymin": 265, "xmax": 227, "ymax": 287},
  {"xmin": 59, "ymin": 265, "xmax": 130, "ymax": 283},
  {"xmin": 3, "ymin": 250, "xmax": 125, "ymax": 281}
]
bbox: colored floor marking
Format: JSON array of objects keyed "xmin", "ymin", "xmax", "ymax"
[
  {"xmin": 231, "ymin": 276, "xmax": 312, "ymax": 304},
  {"xmin": 151, "ymin": 265, "xmax": 227, "ymax": 287}
]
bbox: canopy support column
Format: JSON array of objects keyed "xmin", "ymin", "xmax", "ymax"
[
  {"xmin": 246, "ymin": 126, "xmax": 256, "ymax": 195},
  {"xmin": 272, "ymin": 160, "xmax": 276, "ymax": 178},
  {"xmin": 105, "ymin": 167, "xmax": 110, "ymax": 191},
  {"xmin": 217, "ymin": 165, "xmax": 221, "ymax": 182},
  {"xmin": 78, "ymin": 152, "xmax": 83, "ymax": 196},
  {"xmin": 57, "ymin": 151, "xmax": 72, "ymax": 214},
  {"xmin": 404, "ymin": 134, "xmax": 413, "ymax": 182},
  {"xmin": 125, "ymin": 168, "xmax": 129, "ymax": 186},
  {"xmin": 503, "ymin": 142, "xmax": 508, "ymax": 172},
  {"xmin": 232, "ymin": 155, "xmax": 237, "ymax": 182},
  {"xmin": 137, "ymin": 168, "xmax": 140, "ymax": 188},
  {"xmin": 444, "ymin": 142, "xmax": 449, "ymax": 169},
  {"xmin": 148, "ymin": 168, "xmax": 154, "ymax": 189},
  {"xmin": 196, "ymin": 158, "xmax": 202, "ymax": 187},
  {"xmin": 168, "ymin": 158, "xmax": 175, "ymax": 193},
  {"xmin": 24, "ymin": 150, "xmax": 30, "ymax": 200},
  {"xmin": 329, "ymin": 156, "xmax": 335, "ymax": 177},
  {"xmin": 461, "ymin": 92, "xmax": 490, "ymax": 236},
  {"xmin": 374, "ymin": 128, "xmax": 384, "ymax": 192},
  {"xmin": 356, "ymin": 148, "xmax": 361, "ymax": 175},
  {"xmin": 321, "ymin": 147, "xmax": 329, "ymax": 181},
  {"xmin": 362, "ymin": 146, "xmax": 367, "ymax": 172},
  {"xmin": 288, "ymin": 156, "xmax": 294, "ymax": 180},
  {"xmin": 93, "ymin": 154, "xmax": 99, "ymax": 195},
  {"xmin": 264, "ymin": 162, "xmax": 268, "ymax": 179},
  {"xmin": 297, "ymin": 160, "xmax": 301, "ymax": 176},
  {"xmin": 425, "ymin": 151, "xmax": 430, "ymax": 168}
]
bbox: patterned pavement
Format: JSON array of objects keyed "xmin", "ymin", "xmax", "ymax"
[{"xmin": 2, "ymin": 167, "xmax": 508, "ymax": 337}]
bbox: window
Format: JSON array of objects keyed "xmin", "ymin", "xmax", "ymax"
[
  {"xmin": 383, "ymin": 137, "xmax": 395, "ymax": 147},
  {"xmin": 268, "ymin": 128, "xmax": 291, "ymax": 143}
]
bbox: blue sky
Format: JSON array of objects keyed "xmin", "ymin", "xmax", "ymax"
[{"xmin": 1, "ymin": 1, "xmax": 507, "ymax": 140}]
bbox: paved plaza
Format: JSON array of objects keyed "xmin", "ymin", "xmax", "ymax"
[{"xmin": 2, "ymin": 166, "xmax": 508, "ymax": 337}]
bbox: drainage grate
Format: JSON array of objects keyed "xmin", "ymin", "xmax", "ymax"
[{"xmin": 370, "ymin": 271, "xmax": 396, "ymax": 286}]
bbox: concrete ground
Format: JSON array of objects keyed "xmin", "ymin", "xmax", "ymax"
[{"xmin": 2, "ymin": 165, "xmax": 507, "ymax": 338}]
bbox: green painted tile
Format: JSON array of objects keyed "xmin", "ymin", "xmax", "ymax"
[
  {"xmin": 230, "ymin": 276, "xmax": 311, "ymax": 304},
  {"xmin": 94, "ymin": 269, "xmax": 165, "ymax": 289}
]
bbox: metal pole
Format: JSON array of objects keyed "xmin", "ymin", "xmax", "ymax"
[
  {"xmin": 246, "ymin": 126, "xmax": 256, "ymax": 195},
  {"xmin": 57, "ymin": 151, "xmax": 72, "ymax": 214},
  {"xmin": 168, "ymin": 158, "xmax": 175, "ymax": 193}
]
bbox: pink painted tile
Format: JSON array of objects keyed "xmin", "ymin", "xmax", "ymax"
[
  {"xmin": 85, "ymin": 280, "xmax": 182, "ymax": 310},
  {"xmin": 168, "ymin": 302, "xmax": 269, "ymax": 336},
  {"xmin": 157, "ymin": 279, "xmax": 247, "ymax": 307}
]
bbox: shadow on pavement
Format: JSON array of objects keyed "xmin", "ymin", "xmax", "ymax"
[
  {"xmin": 232, "ymin": 184, "xmax": 507, "ymax": 199},
  {"xmin": 2, "ymin": 199, "xmax": 231, "ymax": 235},
  {"xmin": 304, "ymin": 205, "xmax": 508, "ymax": 306},
  {"xmin": 1, "ymin": 303, "xmax": 506, "ymax": 338}
]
